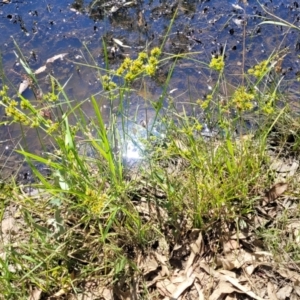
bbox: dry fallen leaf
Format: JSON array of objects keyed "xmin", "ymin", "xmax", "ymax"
[
  {"xmin": 140, "ymin": 254, "xmax": 159, "ymax": 276},
  {"xmin": 171, "ymin": 274, "xmax": 195, "ymax": 299},
  {"xmin": 232, "ymin": 4, "xmax": 244, "ymax": 10},
  {"xmin": 113, "ymin": 287, "xmax": 132, "ymax": 300},
  {"xmin": 217, "ymin": 250, "xmax": 255, "ymax": 271},
  {"xmin": 265, "ymin": 182, "xmax": 288, "ymax": 202},
  {"xmin": 224, "ymin": 275, "xmax": 264, "ymax": 300},
  {"xmin": 112, "ymin": 38, "xmax": 131, "ymax": 48},
  {"xmin": 223, "ymin": 239, "xmax": 240, "ymax": 253},
  {"xmin": 194, "ymin": 281, "xmax": 205, "ymax": 300},
  {"xmin": 18, "ymin": 79, "xmax": 29, "ymax": 94},
  {"xmin": 233, "ymin": 18, "xmax": 244, "ymax": 26},
  {"xmin": 218, "ymin": 256, "xmax": 236, "ymax": 271},
  {"xmin": 270, "ymin": 159, "xmax": 298, "ymax": 175},
  {"xmin": 209, "ymin": 280, "xmax": 239, "ymax": 300},
  {"xmin": 28, "ymin": 288, "xmax": 42, "ymax": 300},
  {"xmin": 226, "ymin": 294, "xmax": 238, "ymax": 300},
  {"xmin": 34, "ymin": 65, "xmax": 47, "ymax": 74},
  {"xmin": 138, "ymin": 11, "xmax": 144, "ymax": 27},
  {"xmin": 46, "ymin": 53, "xmax": 68, "ymax": 64},
  {"xmin": 219, "ymin": 270, "xmax": 237, "ymax": 278},
  {"xmin": 185, "ymin": 231, "xmax": 204, "ymax": 272},
  {"xmin": 154, "ymin": 252, "xmax": 169, "ymax": 276},
  {"xmin": 277, "ymin": 267, "xmax": 300, "ymax": 282},
  {"xmin": 244, "ymin": 264, "xmax": 255, "ymax": 276},
  {"xmin": 287, "ymin": 221, "xmax": 300, "ymax": 246},
  {"xmin": 290, "ymin": 294, "xmax": 299, "ymax": 300},
  {"xmin": 99, "ymin": 287, "xmax": 114, "ymax": 300},
  {"xmin": 276, "ymin": 285, "xmax": 293, "ymax": 300},
  {"xmin": 1, "ymin": 216, "xmax": 15, "ymax": 233},
  {"xmin": 267, "ymin": 282, "xmax": 279, "ymax": 300},
  {"xmin": 110, "ymin": 5, "xmax": 119, "ymax": 13},
  {"xmin": 156, "ymin": 278, "xmax": 176, "ymax": 297}
]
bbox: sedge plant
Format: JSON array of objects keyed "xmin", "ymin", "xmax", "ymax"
[{"xmin": 0, "ymin": 10, "xmax": 299, "ymax": 298}]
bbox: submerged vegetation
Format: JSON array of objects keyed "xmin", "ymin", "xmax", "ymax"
[{"xmin": 1, "ymin": 4, "xmax": 300, "ymax": 300}]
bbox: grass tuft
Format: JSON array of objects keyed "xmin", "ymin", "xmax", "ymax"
[{"xmin": 1, "ymin": 9, "xmax": 300, "ymax": 299}]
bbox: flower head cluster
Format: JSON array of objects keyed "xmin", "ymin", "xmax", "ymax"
[
  {"xmin": 0, "ymin": 85, "xmax": 10, "ymax": 104},
  {"xmin": 83, "ymin": 186, "xmax": 108, "ymax": 214},
  {"xmin": 46, "ymin": 122, "xmax": 60, "ymax": 134},
  {"xmin": 1, "ymin": 85, "xmax": 29, "ymax": 125},
  {"xmin": 0, "ymin": 85, "xmax": 59, "ymax": 132},
  {"xmin": 197, "ymin": 94, "xmax": 213, "ymax": 110},
  {"xmin": 150, "ymin": 47, "xmax": 161, "ymax": 58},
  {"xmin": 43, "ymin": 92, "xmax": 59, "ymax": 102},
  {"xmin": 101, "ymin": 75, "xmax": 117, "ymax": 91},
  {"xmin": 231, "ymin": 86, "xmax": 255, "ymax": 112},
  {"xmin": 262, "ymin": 103, "xmax": 274, "ymax": 115},
  {"xmin": 209, "ymin": 56, "xmax": 225, "ymax": 72},
  {"xmin": 2, "ymin": 91, "xmax": 30, "ymax": 125},
  {"xmin": 261, "ymin": 93, "xmax": 277, "ymax": 115},
  {"xmin": 6, "ymin": 106, "xmax": 30, "ymax": 125},
  {"xmin": 116, "ymin": 57, "xmax": 132, "ymax": 76},
  {"xmin": 248, "ymin": 60, "xmax": 268, "ymax": 78},
  {"xmin": 20, "ymin": 99, "xmax": 31, "ymax": 110},
  {"xmin": 116, "ymin": 47, "xmax": 161, "ymax": 82}
]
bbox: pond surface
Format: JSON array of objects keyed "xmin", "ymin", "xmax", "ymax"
[{"xmin": 1, "ymin": 0, "xmax": 300, "ymax": 179}]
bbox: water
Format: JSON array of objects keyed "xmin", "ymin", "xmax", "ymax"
[{"xmin": 1, "ymin": 0, "xmax": 300, "ymax": 177}]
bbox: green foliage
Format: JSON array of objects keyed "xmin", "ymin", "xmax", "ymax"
[{"xmin": 0, "ymin": 17, "xmax": 298, "ymax": 298}]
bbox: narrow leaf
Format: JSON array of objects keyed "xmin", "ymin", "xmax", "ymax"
[
  {"xmin": 14, "ymin": 51, "xmax": 33, "ymax": 75},
  {"xmin": 63, "ymin": 114, "xmax": 75, "ymax": 152},
  {"xmin": 259, "ymin": 21, "xmax": 290, "ymax": 27}
]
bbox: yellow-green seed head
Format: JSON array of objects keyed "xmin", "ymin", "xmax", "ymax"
[{"xmin": 150, "ymin": 47, "xmax": 161, "ymax": 58}]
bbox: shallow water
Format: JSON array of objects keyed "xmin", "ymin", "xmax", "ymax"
[{"xmin": 1, "ymin": 0, "xmax": 300, "ymax": 177}]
